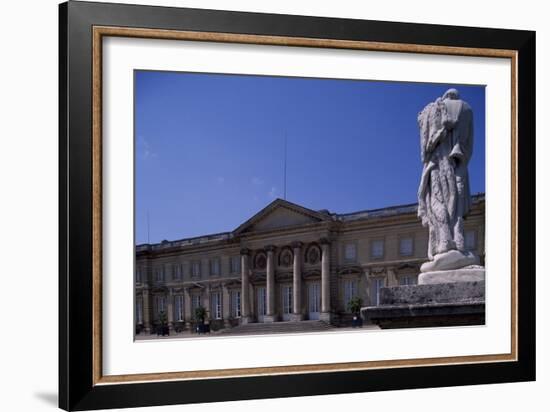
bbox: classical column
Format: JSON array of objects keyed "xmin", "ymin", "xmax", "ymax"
[
  {"xmin": 320, "ymin": 239, "xmax": 331, "ymax": 322},
  {"xmin": 264, "ymin": 245, "xmax": 277, "ymax": 322},
  {"xmin": 203, "ymin": 284, "xmax": 210, "ymax": 323},
  {"xmin": 142, "ymin": 287, "xmax": 151, "ymax": 334},
  {"xmin": 240, "ymin": 248, "xmax": 252, "ymax": 324},
  {"xmin": 166, "ymin": 288, "xmax": 174, "ymax": 331},
  {"xmin": 222, "ymin": 283, "xmax": 231, "ymax": 328},
  {"xmin": 290, "ymin": 241, "xmax": 304, "ymax": 321},
  {"xmin": 387, "ymin": 267, "xmax": 398, "ymax": 287},
  {"xmin": 183, "ymin": 287, "xmax": 192, "ymax": 330},
  {"xmin": 363, "ymin": 268, "xmax": 371, "ymax": 307}
]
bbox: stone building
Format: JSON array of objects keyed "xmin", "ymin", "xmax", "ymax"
[{"xmin": 135, "ymin": 194, "xmax": 484, "ymax": 334}]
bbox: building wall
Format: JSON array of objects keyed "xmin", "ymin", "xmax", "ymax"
[{"xmin": 135, "ymin": 200, "xmax": 485, "ymax": 333}]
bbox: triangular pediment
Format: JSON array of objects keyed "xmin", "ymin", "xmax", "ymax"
[{"xmin": 234, "ymin": 199, "xmax": 331, "ymax": 234}]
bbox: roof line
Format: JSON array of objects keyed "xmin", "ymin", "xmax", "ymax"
[
  {"xmin": 335, "ymin": 192, "xmax": 485, "ymax": 218},
  {"xmin": 137, "ymin": 192, "xmax": 485, "ymax": 247}
]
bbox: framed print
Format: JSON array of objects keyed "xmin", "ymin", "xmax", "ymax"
[{"xmin": 59, "ymin": 1, "xmax": 535, "ymax": 410}]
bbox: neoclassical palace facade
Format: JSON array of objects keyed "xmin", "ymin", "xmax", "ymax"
[{"xmin": 135, "ymin": 194, "xmax": 485, "ymax": 334}]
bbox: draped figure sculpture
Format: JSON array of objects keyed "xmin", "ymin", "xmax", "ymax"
[{"xmin": 417, "ymin": 89, "xmax": 480, "ymax": 273}]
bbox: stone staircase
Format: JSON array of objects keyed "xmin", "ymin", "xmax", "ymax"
[{"xmin": 216, "ymin": 320, "xmax": 336, "ymax": 336}]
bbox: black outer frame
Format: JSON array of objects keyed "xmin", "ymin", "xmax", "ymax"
[{"xmin": 59, "ymin": 1, "xmax": 536, "ymax": 410}]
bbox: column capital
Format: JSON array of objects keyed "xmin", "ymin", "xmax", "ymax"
[
  {"xmin": 265, "ymin": 245, "xmax": 276, "ymax": 253},
  {"xmin": 240, "ymin": 248, "xmax": 251, "ymax": 256},
  {"xmin": 291, "ymin": 241, "xmax": 303, "ymax": 250},
  {"xmin": 320, "ymin": 237, "xmax": 331, "ymax": 246}
]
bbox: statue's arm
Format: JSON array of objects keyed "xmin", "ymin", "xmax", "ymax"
[{"xmin": 427, "ymin": 127, "xmax": 445, "ymax": 153}]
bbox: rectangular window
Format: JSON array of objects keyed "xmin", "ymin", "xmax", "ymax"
[
  {"xmin": 370, "ymin": 278, "xmax": 385, "ymax": 305},
  {"xmin": 136, "ymin": 296, "xmax": 143, "ymax": 325},
  {"xmin": 232, "ymin": 290, "xmax": 241, "ymax": 317},
  {"xmin": 191, "ymin": 261, "xmax": 201, "ymax": 278},
  {"xmin": 136, "ymin": 266, "xmax": 142, "ymax": 283},
  {"xmin": 173, "ymin": 263, "xmax": 182, "ymax": 280},
  {"xmin": 344, "ymin": 242, "xmax": 357, "ymax": 262},
  {"xmin": 210, "ymin": 258, "xmax": 221, "ymax": 276},
  {"xmin": 191, "ymin": 294, "xmax": 201, "ymax": 312},
  {"xmin": 257, "ymin": 287, "xmax": 266, "ymax": 317},
  {"xmin": 343, "ymin": 279, "xmax": 358, "ymax": 310},
  {"xmin": 308, "ymin": 283, "xmax": 320, "ymax": 314},
  {"xmin": 282, "ymin": 286, "xmax": 293, "ymax": 314},
  {"xmin": 230, "ymin": 256, "xmax": 241, "ymax": 273},
  {"xmin": 465, "ymin": 229, "xmax": 477, "ymax": 251},
  {"xmin": 371, "ymin": 239, "xmax": 384, "ymax": 258},
  {"xmin": 174, "ymin": 295, "xmax": 184, "ymax": 321},
  {"xmin": 211, "ymin": 292, "xmax": 222, "ymax": 319},
  {"xmin": 155, "ymin": 266, "xmax": 165, "ymax": 282},
  {"xmin": 155, "ymin": 295, "xmax": 166, "ymax": 316},
  {"xmin": 399, "ymin": 237, "xmax": 414, "ymax": 256}
]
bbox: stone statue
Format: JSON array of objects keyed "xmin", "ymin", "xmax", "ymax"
[{"xmin": 417, "ymin": 88, "xmax": 483, "ymax": 279}]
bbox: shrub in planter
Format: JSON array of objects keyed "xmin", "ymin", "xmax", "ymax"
[
  {"xmin": 347, "ymin": 297, "xmax": 364, "ymax": 328},
  {"xmin": 158, "ymin": 310, "xmax": 170, "ymax": 336},
  {"xmin": 194, "ymin": 306, "xmax": 210, "ymax": 334}
]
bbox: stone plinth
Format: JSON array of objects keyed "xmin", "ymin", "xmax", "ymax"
[
  {"xmin": 240, "ymin": 316, "xmax": 254, "ymax": 325},
  {"xmin": 362, "ymin": 281, "xmax": 485, "ymax": 329},
  {"xmin": 420, "ymin": 250, "xmax": 479, "ymax": 272},
  {"xmin": 419, "ymin": 266, "xmax": 485, "ymax": 285},
  {"xmin": 319, "ymin": 312, "xmax": 332, "ymax": 323},
  {"xmin": 289, "ymin": 313, "xmax": 304, "ymax": 322}
]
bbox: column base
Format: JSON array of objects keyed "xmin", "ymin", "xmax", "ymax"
[
  {"xmin": 289, "ymin": 313, "xmax": 304, "ymax": 322},
  {"xmin": 263, "ymin": 315, "xmax": 279, "ymax": 323},
  {"xmin": 319, "ymin": 312, "xmax": 332, "ymax": 323},
  {"xmin": 240, "ymin": 316, "xmax": 254, "ymax": 325}
]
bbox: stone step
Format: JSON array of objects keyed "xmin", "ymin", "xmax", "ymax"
[{"xmin": 216, "ymin": 320, "xmax": 335, "ymax": 336}]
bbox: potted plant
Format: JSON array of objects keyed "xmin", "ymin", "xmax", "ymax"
[
  {"xmin": 194, "ymin": 306, "xmax": 210, "ymax": 334},
  {"xmin": 348, "ymin": 297, "xmax": 364, "ymax": 328},
  {"xmin": 157, "ymin": 310, "xmax": 169, "ymax": 336}
]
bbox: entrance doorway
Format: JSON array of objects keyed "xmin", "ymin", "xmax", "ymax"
[
  {"xmin": 257, "ymin": 286, "xmax": 266, "ymax": 322},
  {"xmin": 308, "ymin": 282, "xmax": 320, "ymax": 320},
  {"xmin": 282, "ymin": 285, "xmax": 292, "ymax": 321}
]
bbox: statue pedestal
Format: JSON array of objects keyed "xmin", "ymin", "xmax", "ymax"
[
  {"xmin": 420, "ymin": 250, "xmax": 480, "ymax": 272},
  {"xmin": 362, "ymin": 279, "xmax": 485, "ymax": 329},
  {"xmin": 419, "ymin": 266, "xmax": 485, "ymax": 285}
]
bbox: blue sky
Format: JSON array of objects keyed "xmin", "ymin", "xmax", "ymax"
[{"xmin": 135, "ymin": 71, "xmax": 485, "ymax": 244}]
